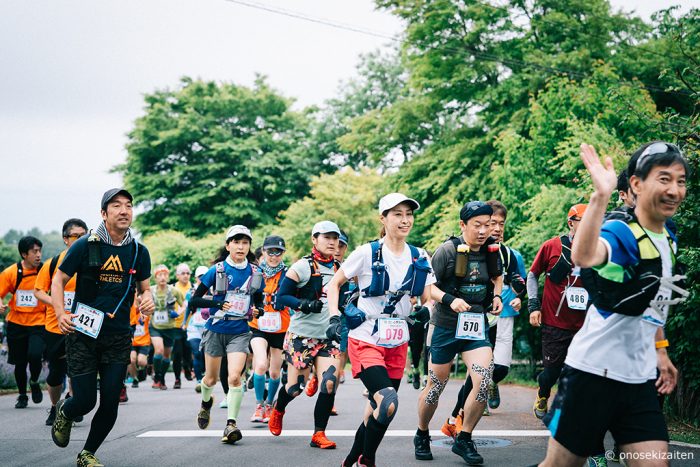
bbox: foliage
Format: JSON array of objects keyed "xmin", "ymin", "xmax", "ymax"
[
  {"xmin": 1, "ymin": 228, "xmax": 66, "ymax": 270},
  {"xmin": 119, "ymin": 77, "xmax": 331, "ymax": 237},
  {"xmin": 142, "ymin": 230, "xmax": 222, "ymax": 283}
]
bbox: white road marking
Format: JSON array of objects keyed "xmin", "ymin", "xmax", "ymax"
[{"xmin": 137, "ymin": 429, "xmax": 552, "ymax": 438}]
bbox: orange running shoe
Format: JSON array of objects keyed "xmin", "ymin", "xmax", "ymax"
[
  {"xmin": 250, "ymin": 403, "xmax": 265, "ymax": 423},
  {"xmin": 268, "ymin": 406, "xmax": 285, "ymax": 436},
  {"xmin": 330, "ymin": 406, "xmax": 338, "ymax": 416},
  {"xmin": 455, "ymin": 412, "xmax": 464, "ymax": 433},
  {"xmin": 310, "ymin": 431, "xmax": 336, "ymax": 449},
  {"xmin": 441, "ymin": 418, "xmax": 457, "ymax": 439},
  {"xmin": 305, "ymin": 375, "xmax": 318, "ymax": 397}
]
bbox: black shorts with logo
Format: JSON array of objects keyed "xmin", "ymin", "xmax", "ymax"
[
  {"xmin": 541, "ymin": 324, "xmax": 576, "ymax": 368},
  {"xmin": 65, "ymin": 332, "xmax": 132, "ymax": 377},
  {"xmin": 543, "ymin": 365, "xmax": 668, "ymax": 457}
]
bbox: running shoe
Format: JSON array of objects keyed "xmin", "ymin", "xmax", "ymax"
[
  {"xmin": 362, "ymin": 388, "xmax": 369, "ymax": 398},
  {"xmin": 488, "ymin": 381, "xmax": 500, "ymax": 409},
  {"xmin": 30, "ymin": 381, "xmax": 43, "ymax": 404},
  {"xmin": 268, "ymin": 405, "xmax": 284, "ymax": 436},
  {"xmin": 251, "ymin": 404, "xmax": 265, "ymax": 423},
  {"xmin": 76, "ymin": 449, "xmax": 104, "ymax": 467},
  {"xmin": 151, "ymin": 380, "xmax": 160, "ymax": 389},
  {"xmin": 222, "ymin": 421, "xmax": 242, "ymax": 444},
  {"xmin": 160, "ymin": 381, "xmax": 168, "ymax": 390},
  {"xmin": 452, "ymin": 438, "xmax": 483, "ymax": 465},
  {"xmin": 413, "ymin": 433, "xmax": 433, "ymax": 460},
  {"xmin": 263, "ymin": 404, "xmax": 272, "ymax": 423},
  {"xmin": 306, "ymin": 375, "xmax": 318, "ymax": 397},
  {"xmin": 440, "ymin": 418, "xmax": 457, "ymax": 439},
  {"xmin": 119, "ymin": 385, "xmax": 128, "ymax": 403},
  {"xmin": 412, "ymin": 369, "xmax": 421, "ymax": 390},
  {"xmin": 356, "ymin": 455, "xmax": 375, "ymax": 467},
  {"xmin": 482, "ymin": 405, "xmax": 490, "ymax": 416},
  {"xmin": 184, "ymin": 369, "xmax": 194, "ymax": 381},
  {"xmin": 197, "ymin": 397, "xmax": 214, "ymax": 430},
  {"xmin": 339, "ymin": 371, "xmax": 345, "ymax": 384},
  {"xmin": 173, "ymin": 379, "xmax": 182, "ymax": 389},
  {"xmin": 330, "ymin": 406, "xmax": 338, "ymax": 416},
  {"xmin": 52, "ymin": 399, "xmax": 73, "ymax": 448},
  {"xmin": 310, "ymin": 431, "xmax": 337, "ymax": 449},
  {"xmin": 45, "ymin": 405, "xmax": 56, "ymax": 426},
  {"xmin": 195, "ymin": 383, "xmax": 202, "ymax": 393},
  {"xmin": 587, "ymin": 455, "xmax": 608, "ymax": 467},
  {"xmin": 15, "ymin": 394, "xmax": 28, "ymax": 409},
  {"xmin": 131, "ymin": 379, "xmax": 139, "ymax": 388},
  {"xmin": 533, "ymin": 395, "xmax": 548, "ymax": 419},
  {"xmin": 455, "ymin": 412, "xmax": 464, "ymax": 433}
]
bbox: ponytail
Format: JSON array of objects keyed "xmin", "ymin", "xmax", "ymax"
[{"xmin": 378, "ymin": 226, "xmax": 386, "ymax": 238}]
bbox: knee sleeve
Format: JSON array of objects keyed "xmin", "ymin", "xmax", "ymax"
[
  {"xmin": 320, "ymin": 365, "xmax": 337, "ymax": 395},
  {"xmin": 46, "ymin": 358, "xmax": 67, "ymax": 387},
  {"xmin": 471, "ymin": 361, "xmax": 494, "ymax": 403},
  {"xmin": 287, "ymin": 375, "xmax": 305, "ymax": 397},
  {"xmin": 376, "ymin": 387, "xmax": 398, "ymax": 425},
  {"xmin": 493, "ymin": 364, "xmax": 509, "ymax": 384},
  {"xmin": 424, "ymin": 369, "xmax": 448, "ymax": 406}
]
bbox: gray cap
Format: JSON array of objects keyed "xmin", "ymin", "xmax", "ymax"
[
  {"xmin": 312, "ymin": 221, "xmax": 341, "ymax": 236},
  {"xmin": 101, "ymin": 188, "xmax": 133, "ymax": 211},
  {"xmin": 226, "ymin": 225, "xmax": 252, "ymax": 241}
]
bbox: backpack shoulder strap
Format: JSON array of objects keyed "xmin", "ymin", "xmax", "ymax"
[
  {"xmin": 370, "ymin": 240, "xmax": 383, "ymax": 264},
  {"xmin": 48, "ymin": 253, "xmax": 62, "ymax": 279},
  {"xmin": 408, "ymin": 244, "xmax": 420, "ymax": 262},
  {"xmin": 13, "ymin": 261, "xmax": 22, "ymax": 293}
]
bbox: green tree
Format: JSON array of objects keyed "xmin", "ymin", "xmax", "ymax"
[{"xmin": 119, "ymin": 77, "xmax": 331, "ymax": 237}]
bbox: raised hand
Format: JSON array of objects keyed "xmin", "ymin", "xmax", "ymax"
[{"xmin": 580, "ymin": 144, "xmax": 617, "ymax": 197}]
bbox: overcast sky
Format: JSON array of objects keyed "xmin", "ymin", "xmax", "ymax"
[{"xmin": 1, "ymin": 0, "xmax": 697, "ymax": 236}]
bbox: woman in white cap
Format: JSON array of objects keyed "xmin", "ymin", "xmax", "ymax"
[
  {"xmin": 188, "ymin": 225, "xmax": 263, "ymax": 444},
  {"xmin": 325, "ymin": 193, "xmax": 436, "ymax": 467},
  {"xmin": 267, "ymin": 220, "xmax": 343, "ymax": 451}
]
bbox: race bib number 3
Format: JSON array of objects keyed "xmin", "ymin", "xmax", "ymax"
[
  {"xmin": 64, "ymin": 292, "xmax": 75, "ymax": 312},
  {"xmin": 376, "ymin": 318, "xmax": 409, "ymax": 348},
  {"xmin": 16, "ymin": 289, "xmax": 38, "ymax": 308},
  {"xmin": 566, "ymin": 286, "xmax": 589, "ymax": 311},
  {"xmin": 72, "ymin": 302, "xmax": 104, "ymax": 339},
  {"xmin": 258, "ymin": 311, "xmax": 282, "ymax": 333},
  {"xmin": 456, "ymin": 312, "xmax": 486, "ymax": 341},
  {"xmin": 224, "ymin": 291, "xmax": 251, "ymax": 317},
  {"xmin": 153, "ymin": 310, "xmax": 168, "ymax": 325}
]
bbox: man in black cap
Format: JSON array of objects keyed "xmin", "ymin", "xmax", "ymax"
[
  {"xmin": 49, "ymin": 188, "xmax": 155, "ymax": 467},
  {"xmin": 414, "ymin": 201, "xmax": 503, "ymax": 465}
]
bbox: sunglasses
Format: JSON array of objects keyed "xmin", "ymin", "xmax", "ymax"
[
  {"xmin": 635, "ymin": 142, "xmax": 684, "ymax": 173},
  {"xmin": 265, "ymin": 249, "xmax": 284, "ymax": 256},
  {"xmin": 65, "ymin": 233, "xmax": 83, "ymax": 240}
]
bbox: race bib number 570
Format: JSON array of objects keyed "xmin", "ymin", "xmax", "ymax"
[
  {"xmin": 456, "ymin": 312, "xmax": 486, "ymax": 341},
  {"xmin": 72, "ymin": 302, "xmax": 104, "ymax": 339}
]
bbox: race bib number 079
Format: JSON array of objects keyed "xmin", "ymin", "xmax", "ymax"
[
  {"xmin": 456, "ymin": 312, "xmax": 485, "ymax": 341},
  {"xmin": 376, "ymin": 318, "xmax": 409, "ymax": 348},
  {"xmin": 72, "ymin": 302, "xmax": 104, "ymax": 339}
]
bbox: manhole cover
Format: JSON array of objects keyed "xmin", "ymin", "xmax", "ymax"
[{"xmin": 432, "ymin": 438, "xmax": 512, "ymax": 449}]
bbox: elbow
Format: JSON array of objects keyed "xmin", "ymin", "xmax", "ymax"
[{"xmin": 571, "ymin": 249, "xmax": 592, "ymax": 268}]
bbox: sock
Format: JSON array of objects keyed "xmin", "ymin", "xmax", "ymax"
[
  {"xmin": 274, "ymin": 385, "xmax": 295, "ymax": 412},
  {"xmin": 153, "ymin": 355, "xmax": 163, "ymax": 382},
  {"xmin": 313, "ymin": 392, "xmax": 335, "ymax": 432},
  {"xmin": 345, "ymin": 421, "xmax": 367, "ymax": 466},
  {"xmin": 161, "ymin": 359, "xmax": 170, "ymax": 383},
  {"xmin": 201, "ymin": 381, "xmax": 214, "ymax": 403},
  {"xmin": 416, "ymin": 427, "xmax": 429, "ymax": 437},
  {"xmin": 362, "ymin": 415, "xmax": 389, "ymax": 463},
  {"xmin": 457, "ymin": 431, "xmax": 472, "ymax": 442},
  {"xmin": 267, "ymin": 378, "xmax": 280, "ymax": 405},
  {"xmin": 253, "ymin": 373, "xmax": 266, "ymax": 404},
  {"xmin": 227, "ymin": 386, "xmax": 244, "ymax": 421}
]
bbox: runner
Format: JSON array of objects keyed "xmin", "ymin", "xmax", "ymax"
[
  {"xmin": 172, "ymin": 263, "xmax": 194, "ymax": 387},
  {"xmin": 407, "ymin": 297, "xmax": 431, "ymax": 390},
  {"xmin": 335, "ymin": 230, "xmax": 350, "ymax": 387},
  {"xmin": 414, "ymin": 200, "xmax": 503, "ymax": 465},
  {"xmin": 528, "ymin": 204, "xmax": 588, "ymax": 420},
  {"xmin": 149, "ymin": 264, "xmax": 185, "ymax": 390},
  {"xmin": 326, "ymin": 193, "xmax": 435, "ymax": 467},
  {"xmin": 34, "ymin": 218, "xmax": 88, "ymax": 424},
  {"xmin": 268, "ymin": 220, "xmax": 343, "ymax": 450},
  {"xmin": 49, "ymin": 188, "xmax": 154, "ymax": 467},
  {"xmin": 248, "ymin": 235, "xmax": 290, "ymax": 423},
  {"xmin": 189, "ymin": 225, "xmax": 262, "ymax": 444},
  {"xmin": 0, "ymin": 235, "xmax": 46, "ymax": 409},
  {"xmin": 535, "ymin": 142, "xmax": 689, "ymax": 466},
  {"xmin": 184, "ymin": 265, "xmax": 210, "ymax": 392},
  {"xmin": 129, "ymin": 305, "xmax": 150, "ymax": 389}
]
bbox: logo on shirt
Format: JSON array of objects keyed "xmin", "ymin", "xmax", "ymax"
[{"xmin": 101, "ymin": 255, "xmax": 123, "ymax": 272}]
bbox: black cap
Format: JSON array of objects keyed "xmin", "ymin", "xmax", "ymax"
[
  {"xmin": 262, "ymin": 235, "xmax": 286, "ymax": 251},
  {"xmin": 101, "ymin": 188, "xmax": 133, "ymax": 211},
  {"xmin": 460, "ymin": 201, "xmax": 493, "ymax": 222}
]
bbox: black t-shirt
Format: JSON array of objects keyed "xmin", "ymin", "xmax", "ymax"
[{"xmin": 60, "ymin": 236, "xmax": 151, "ymax": 336}]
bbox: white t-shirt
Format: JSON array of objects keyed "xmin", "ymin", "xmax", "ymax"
[
  {"xmin": 565, "ymin": 225, "xmax": 674, "ymax": 383},
  {"xmin": 341, "ymin": 241, "xmax": 436, "ymax": 346}
]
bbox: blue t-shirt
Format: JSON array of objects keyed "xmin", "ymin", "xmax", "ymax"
[
  {"xmin": 200, "ymin": 261, "xmax": 252, "ymax": 335},
  {"xmin": 500, "ymin": 248, "xmax": 526, "ymax": 318}
]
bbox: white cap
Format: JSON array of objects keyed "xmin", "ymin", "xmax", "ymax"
[
  {"xmin": 175, "ymin": 263, "xmax": 190, "ymax": 275},
  {"xmin": 378, "ymin": 193, "xmax": 420, "ymax": 214},
  {"xmin": 194, "ymin": 266, "xmax": 209, "ymax": 278},
  {"xmin": 312, "ymin": 220, "xmax": 341, "ymax": 236},
  {"xmin": 226, "ymin": 225, "xmax": 252, "ymax": 241}
]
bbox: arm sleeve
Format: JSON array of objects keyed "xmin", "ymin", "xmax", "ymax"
[
  {"xmin": 188, "ymin": 282, "xmax": 221, "ymax": 310},
  {"xmin": 276, "ymin": 275, "xmax": 302, "ymax": 310},
  {"xmin": 526, "ymin": 271, "xmax": 540, "ymax": 300}
]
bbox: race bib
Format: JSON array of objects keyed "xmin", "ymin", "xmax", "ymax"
[
  {"xmin": 258, "ymin": 311, "xmax": 282, "ymax": 333},
  {"xmin": 153, "ymin": 310, "xmax": 168, "ymax": 325},
  {"xmin": 191, "ymin": 310, "xmax": 207, "ymax": 328},
  {"xmin": 376, "ymin": 318, "xmax": 409, "ymax": 348},
  {"xmin": 72, "ymin": 302, "xmax": 104, "ymax": 339},
  {"xmin": 224, "ymin": 291, "xmax": 250, "ymax": 317},
  {"xmin": 63, "ymin": 292, "xmax": 75, "ymax": 312},
  {"xmin": 456, "ymin": 312, "xmax": 486, "ymax": 340},
  {"xmin": 565, "ymin": 286, "xmax": 589, "ymax": 311},
  {"xmin": 134, "ymin": 324, "xmax": 146, "ymax": 337},
  {"xmin": 16, "ymin": 289, "xmax": 38, "ymax": 308},
  {"xmin": 642, "ymin": 288, "xmax": 672, "ymax": 327}
]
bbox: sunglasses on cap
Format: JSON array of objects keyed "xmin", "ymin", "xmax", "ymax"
[
  {"xmin": 635, "ymin": 142, "xmax": 685, "ymax": 173},
  {"xmin": 265, "ymin": 248, "xmax": 284, "ymax": 257}
]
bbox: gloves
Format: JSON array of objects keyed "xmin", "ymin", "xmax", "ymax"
[
  {"xmin": 299, "ymin": 299, "xmax": 323, "ymax": 314},
  {"xmin": 527, "ymin": 297, "xmax": 542, "ymax": 314},
  {"xmin": 200, "ymin": 309, "xmax": 210, "ymax": 320},
  {"xmin": 410, "ymin": 306, "xmax": 431, "ymax": 324},
  {"xmin": 326, "ymin": 315, "xmax": 342, "ymax": 342},
  {"xmin": 169, "ymin": 310, "xmax": 179, "ymax": 319}
]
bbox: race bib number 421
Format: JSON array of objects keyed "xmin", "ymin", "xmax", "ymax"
[{"xmin": 72, "ymin": 302, "xmax": 104, "ymax": 339}]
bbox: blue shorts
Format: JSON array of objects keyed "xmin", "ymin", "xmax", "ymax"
[{"xmin": 430, "ymin": 323, "xmax": 491, "ymax": 365}]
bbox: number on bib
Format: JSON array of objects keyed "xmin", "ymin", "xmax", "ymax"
[
  {"xmin": 63, "ymin": 292, "xmax": 75, "ymax": 311},
  {"xmin": 153, "ymin": 310, "xmax": 168, "ymax": 325},
  {"xmin": 376, "ymin": 318, "xmax": 409, "ymax": 348},
  {"xmin": 565, "ymin": 286, "xmax": 589, "ymax": 311},
  {"xmin": 134, "ymin": 324, "xmax": 146, "ymax": 337},
  {"xmin": 224, "ymin": 291, "xmax": 251, "ymax": 317},
  {"xmin": 258, "ymin": 311, "xmax": 282, "ymax": 333},
  {"xmin": 455, "ymin": 312, "xmax": 486, "ymax": 340},
  {"xmin": 16, "ymin": 290, "xmax": 38, "ymax": 308},
  {"xmin": 72, "ymin": 302, "xmax": 104, "ymax": 339}
]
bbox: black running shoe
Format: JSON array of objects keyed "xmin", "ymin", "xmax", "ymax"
[
  {"xmin": 15, "ymin": 394, "xmax": 28, "ymax": 409},
  {"xmin": 414, "ymin": 433, "xmax": 433, "ymax": 460},
  {"xmin": 30, "ymin": 381, "xmax": 43, "ymax": 404},
  {"xmin": 46, "ymin": 405, "xmax": 56, "ymax": 426},
  {"xmin": 452, "ymin": 438, "xmax": 483, "ymax": 465}
]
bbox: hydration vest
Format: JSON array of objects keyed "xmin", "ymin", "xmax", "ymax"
[
  {"xmin": 547, "ymin": 235, "xmax": 573, "ymax": 285},
  {"xmin": 296, "ymin": 255, "xmax": 340, "ymax": 301},
  {"xmin": 438, "ymin": 236, "xmax": 501, "ymax": 307}
]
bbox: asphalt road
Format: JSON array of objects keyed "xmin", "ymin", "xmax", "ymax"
[{"xmin": 1, "ymin": 373, "xmax": 697, "ymax": 467}]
